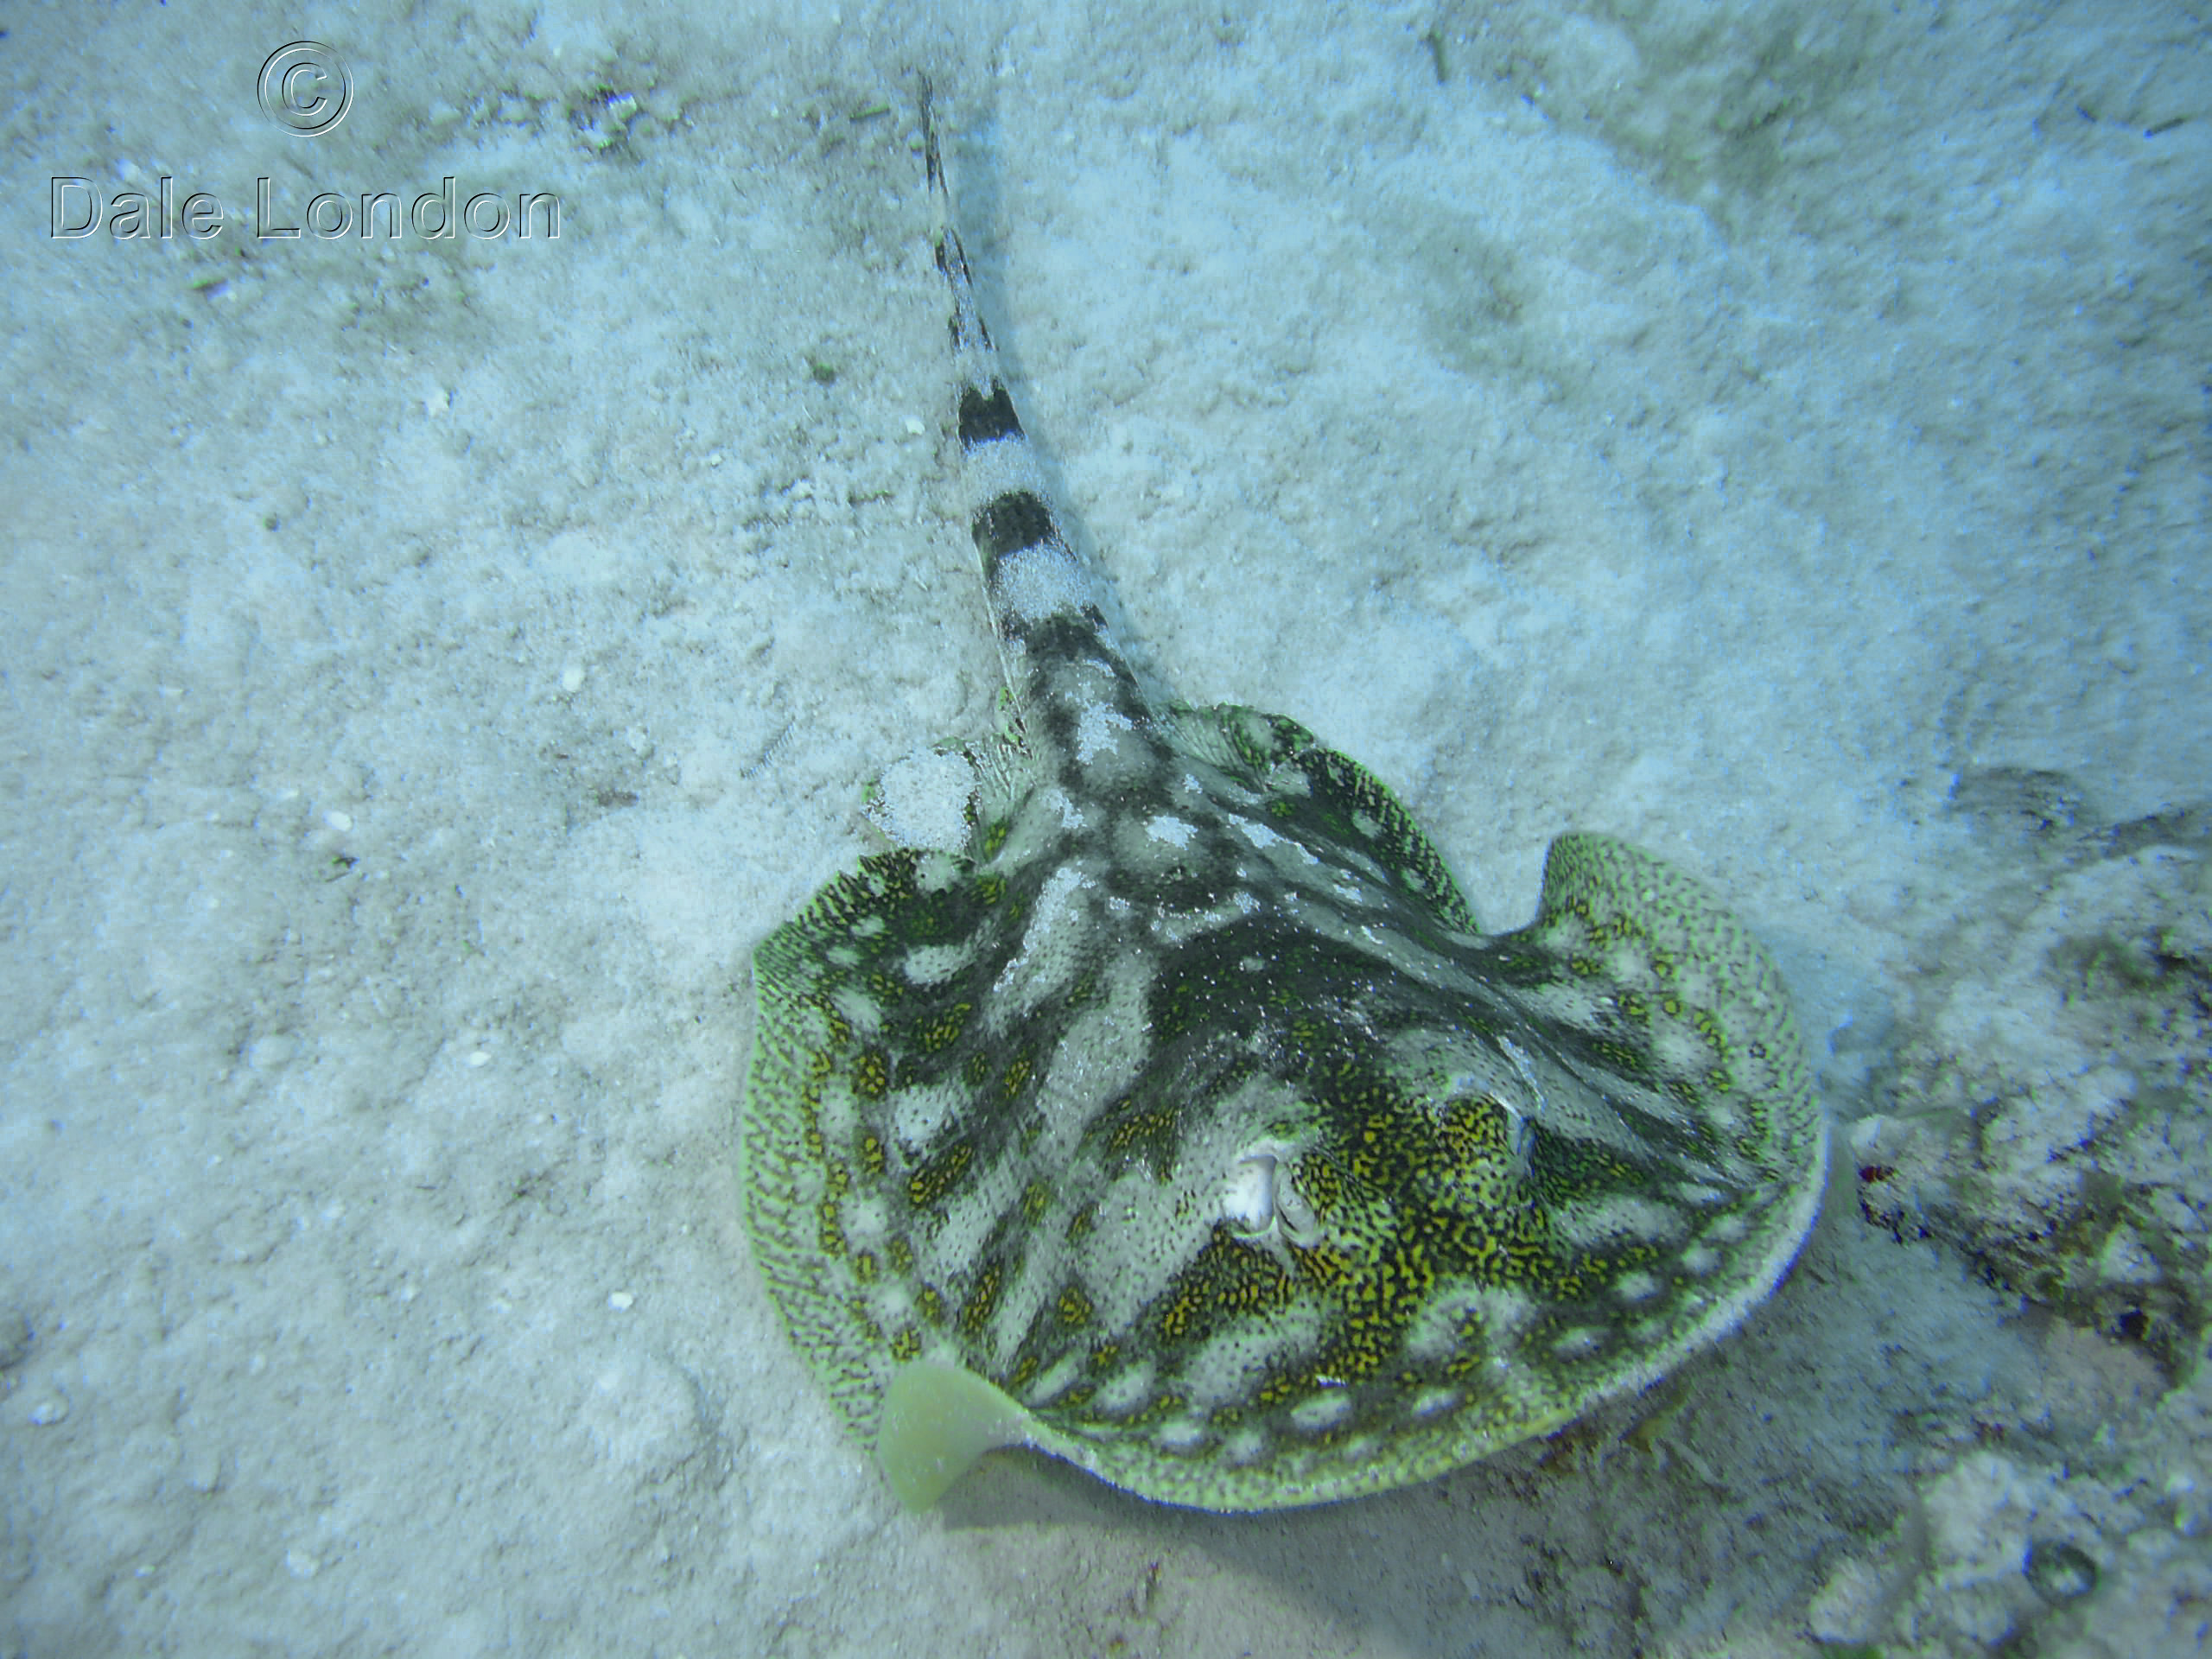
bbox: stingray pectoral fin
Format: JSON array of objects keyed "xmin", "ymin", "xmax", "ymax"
[
  {"xmin": 1529, "ymin": 828, "xmax": 1827, "ymax": 1216},
  {"xmin": 876, "ymin": 1360, "xmax": 1039, "ymax": 1510}
]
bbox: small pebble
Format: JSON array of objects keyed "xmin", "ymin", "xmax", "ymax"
[{"xmin": 2024, "ymin": 1538, "xmax": 2097, "ymax": 1604}]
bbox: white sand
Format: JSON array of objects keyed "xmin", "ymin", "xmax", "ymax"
[{"xmin": 3, "ymin": 1, "xmax": 2205, "ymax": 1652}]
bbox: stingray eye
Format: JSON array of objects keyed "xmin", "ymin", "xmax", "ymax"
[
  {"xmin": 1273, "ymin": 1167, "xmax": 1323, "ymax": 1244},
  {"xmin": 1222, "ymin": 1152, "xmax": 1278, "ymax": 1236},
  {"xmin": 1222, "ymin": 1150, "xmax": 1326, "ymax": 1244}
]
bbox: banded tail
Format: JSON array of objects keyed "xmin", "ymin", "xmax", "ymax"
[{"xmin": 919, "ymin": 86, "xmax": 1161, "ymax": 772}]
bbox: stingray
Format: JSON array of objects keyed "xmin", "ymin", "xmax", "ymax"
[{"xmin": 738, "ymin": 91, "xmax": 1826, "ymax": 1513}]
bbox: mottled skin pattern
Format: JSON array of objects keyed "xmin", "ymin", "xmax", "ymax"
[{"xmin": 739, "ymin": 92, "xmax": 1826, "ymax": 1511}]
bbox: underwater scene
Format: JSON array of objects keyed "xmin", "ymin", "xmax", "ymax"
[{"xmin": 3, "ymin": 3, "xmax": 2205, "ymax": 1655}]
